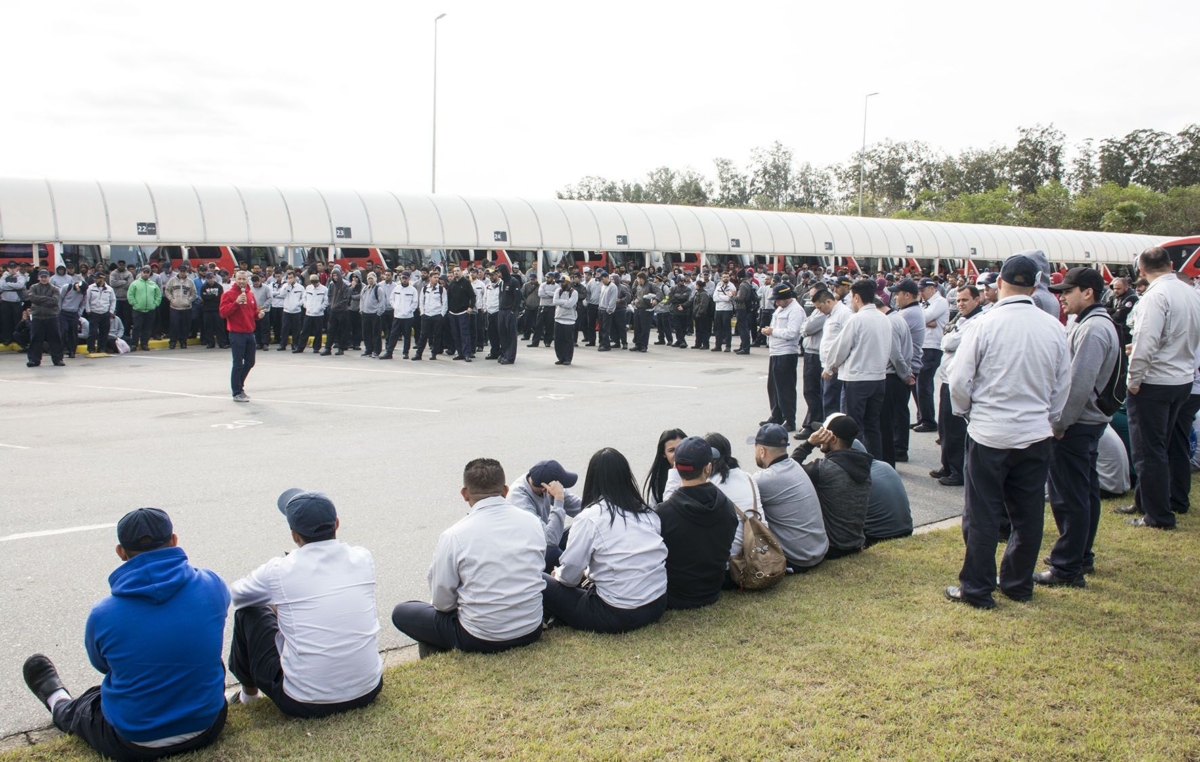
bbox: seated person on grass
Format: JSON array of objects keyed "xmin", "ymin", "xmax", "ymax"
[
  {"xmin": 229, "ymin": 489, "xmax": 383, "ymax": 717},
  {"xmin": 656, "ymin": 436, "xmax": 739, "ymax": 610},
  {"xmin": 543, "ymin": 447, "xmax": 668, "ymax": 633},
  {"xmin": 747, "ymin": 423, "xmax": 829, "ymax": 572},
  {"xmin": 791, "ymin": 413, "xmax": 873, "ymax": 559},
  {"xmin": 393, "ymin": 458, "xmax": 547, "ymax": 656},
  {"xmin": 22, "ymin": 508, "xmax": 229, "ymax": 762},
  {"xmin": 851, "ymin": 439, "xmax": 914, "ymax": 546},
  {"xmin": 507, "ymin": 459, "xmax": 585, "ymax": 572}
]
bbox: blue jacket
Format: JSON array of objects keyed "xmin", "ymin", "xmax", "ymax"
[{"xmin": 84, "ymin": 547, "xmax": 229, "ymax": 743}]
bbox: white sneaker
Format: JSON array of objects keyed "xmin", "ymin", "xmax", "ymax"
[{"xmin": 233, "ymin": 392, "xmax": 250, "ymax": 403}]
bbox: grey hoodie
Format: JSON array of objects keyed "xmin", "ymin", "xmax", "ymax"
[
  {"xmin": 1054, "ymin": 304, "xmax": 1119, "ymax": 435},
  {"xmin": 1018, "ymin": 250, "xmax": 1061, "ymax": 319}
]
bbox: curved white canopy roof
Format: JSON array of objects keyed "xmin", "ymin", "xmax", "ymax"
[{"xmin": 0, "ymin": 177, "xmax": 1170, "ymax": 264}]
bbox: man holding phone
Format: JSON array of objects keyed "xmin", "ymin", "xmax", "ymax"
[{"xmin": 219, "ymin": 270, "xmax": 267, "ymax": 402}]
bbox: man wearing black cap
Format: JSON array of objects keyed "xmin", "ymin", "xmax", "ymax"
[
  {"xmin": 22, "ymin": 508, "xmax": 230, "ymax": 760},
  {"xmin": 26, "ymin": 270, "xmax": 64, "ymax": 367},
  {"xmin": 760, "ymin": 282, "xmax": 804, "ymax": 432},
  {"xmin": 508, "ymin": 459, "xmax": 584, "ymax": 570},
  {"xmin": 656, "ymin": 436, "xmax": 739, "ymax": 609},
  {"xmin": 1034, "ymin": 267, "xmax": 1120, "ymax": 587},
  {"xmin": 228, "ymin": 489, "xmax": 383, "ymax": 716},
  {"xmin": 945, "ymin": 254, "xmax": 1069, "ymax": 609},
  {"xmin": 791, "ymin": 414, "xmax": 873, "ymax": 559},
  {"xmin": 392, "ymin": 458, "xmax": 547, "ymax": 655},
  {"xmin": 748, "ymin": 424, "xmax": 828, "ymax": 571}
]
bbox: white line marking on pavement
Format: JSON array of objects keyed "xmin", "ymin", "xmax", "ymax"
[
  {"xmin": 0, "ymin": 523, "xmax": 117, "ymax": 543},
  {"xmin": 0, "ymin": 379, "xmax": 440, "ymax": 413},
  {"xmin": 133, "ymin": 353, "xmax": 700, "ymax": 390},
  {"xmin": 0, "ymin": 443, "xmax": 30, "ymax": 449}
]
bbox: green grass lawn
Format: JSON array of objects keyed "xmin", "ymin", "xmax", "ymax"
[{"xmin": 7, "ymin": 483, "xmax": 1200, "ymax": 761}]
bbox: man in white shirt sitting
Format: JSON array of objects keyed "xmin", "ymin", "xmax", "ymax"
[
  {"xmin": 392, "ymin": 458, "xmax": 546, "ymax": 656},
  {"xmin": 229, "ymin": 489, "xmax": 383, "ymax": 717}
]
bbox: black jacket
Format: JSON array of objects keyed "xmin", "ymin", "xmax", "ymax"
[
  {"xmin": 497, "ymin": 266, "xmax": 523, "ymax": 311},
  {"xmin": 656, "ymin": 483, "xmax": 738, "ymax": 609},
  {"xmin": 199, "ymin": 282, "xmax": 223, "ymax": 312},
  {"xmin": 327, "ymin": 276, "xmax": 351, "ymax": 312},
  {"xmin": 448, "ymin": 277, "xmax": 476, "ymax": 313}
]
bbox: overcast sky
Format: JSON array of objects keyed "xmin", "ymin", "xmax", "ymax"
[{"xmin": 3, "ymin": 0, "xmax": 1197, "ymax": 198}]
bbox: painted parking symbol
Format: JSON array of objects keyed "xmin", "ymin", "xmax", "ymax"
[
  {"xmin": 211, "ymin": 420, "xmax": 264, "ymax": 430},
  {"xmin": 537, "ymin": 394, "xmax": 573, "ymax": 401}
]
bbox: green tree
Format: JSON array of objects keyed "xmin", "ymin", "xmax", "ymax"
[
  {"xmin": 712, "ymin": 157, "xmax": 751, "ymax": 208},
  {"xmin": 1099, "ymin": 129, "xmax": 1181, "ymax": 192},
  {"xmin": 1069, "ymin": 139, "xmax": 1099, "ymax": 193},
  {"xmin": 1008, "ymin": 124, "xmax": 1066, "ymax": 194}
]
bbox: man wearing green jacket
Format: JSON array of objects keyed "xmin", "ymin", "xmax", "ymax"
[{"xmin": 127, "ymin": 267, "xmax": 163, "ymax": 352}]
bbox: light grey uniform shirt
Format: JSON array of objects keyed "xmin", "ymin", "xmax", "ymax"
[
  {"xmin": 427, "ymin": 495, "xmax": 546, "ymax": 642},
  {"xmin": 828, "ymin": 303, "xmax": 891, "ymax": 382},
  {"xmin": 751, "ymin": 456, "xmax": 828, "ymax": 568},
  {"xmin": 555, "ymin": 501, "xmax": 667, "ymax": 609},
  {"xmin": 508, "ymin": 472, "xmax": 584, "ymax": 546}
]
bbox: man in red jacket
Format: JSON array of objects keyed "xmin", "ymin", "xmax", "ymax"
[{"xmin": 219, "ymin": 271, "xmax": 266, "ymax": 403}]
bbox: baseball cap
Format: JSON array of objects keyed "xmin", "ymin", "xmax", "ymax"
[
  {"xmin": 37, "ymin": 269, "xmax": 49, "ymax": 277},
  {"xmin": 834, "ymin": 275, "xmax": 852, "ymax": 286},
  {"xmin": 117, "ymin": 507, "xmax": 173, "ymax": 552},
  {"xmin": 888, "ymin": 278, "xmax": 919, "ymax": 295},
  {"xmin": 528, "ymin": 460, "xmax": 578, "ymax": 488},
  {"xmin": 747, "ymin": 423, "xmax": 790, "ymax": 448},
  {"xmin": 1048, "ymin": 266, "xmax": 1105, "ymax": 295},
  {"xmin": 674, "ymin": 436, "xmax": 719, "ymax": 475},
  {"xmin": 772, "ymin": 283, "xmax": 795, "ymax": 300},
  {"xmin": 277, "ymin": 488, "xmax": 338, "ymax": 537},
  {"xmin": 1000, "ymin": 255, "xmax": 1039, "ymax": 288},
  {"xmin": 918, "ymin": 278, "xmax": 938, "ymax": 289},
  {"xmin": 823, "ymin": 413, "xmax": 860, "ymax": 444},
  {"xmin": 977, "ymin": 271, "xmax": 999, "ymax": 289}
]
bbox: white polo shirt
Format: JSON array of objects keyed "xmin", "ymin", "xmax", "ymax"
[{"xmin": 229, "ymin": 540, "xmax": 382, "ymax": 704}]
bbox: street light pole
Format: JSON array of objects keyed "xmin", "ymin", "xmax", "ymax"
[
  {"xmin": 432, "ymin": 12, "xmax": 447, "ymax": 194},
  {"xmin": 858, "ymin": 92, "xmax": 879, "ymax": 217}
]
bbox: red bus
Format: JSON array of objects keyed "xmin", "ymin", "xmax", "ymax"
[{"xmin": 1161, "ymin": 236, "xmax": 1200, "ymax": 278}]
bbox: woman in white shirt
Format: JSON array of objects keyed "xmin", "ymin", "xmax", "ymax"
[
  {"xmin": 544, "ymin": 447, "xmax": 669, "ymax": 633},
  {"xmin": 705, "ymin": 432, "xmax": 766, "ymax": 561},
  {"xmin": 643, "ymin": 428, "xmax": 687, "ymax": 507}
]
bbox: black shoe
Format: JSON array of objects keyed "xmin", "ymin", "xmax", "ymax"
[
  {"xmin": 453, "ymin": 355, "xmax": 465, "ymax": 361},
  {"xmin": 26, "ymin": 361, "xmax": 40, "ymax": 367},
  {"xmin": 1042, "ymin": 556, "xmax": 1095, "ymax": 575},
  {"xmin": 597, "ymin": 347, "xmax": 610, "ymax": 352},
  {"xmin": 735, "ymin": 349, "xmax": 750, "ymax": 354},
  {"xmin": 319, "ymin": 349, "xmax": 331, "ymax": 356},
  {"xmin": 360, "ymin": 351, "xmax": 371, "ymax": 357},
  {"xmin": 938, "ymin": 475, "xmax": 964, "ymax": 486},
  {"xmin": 276, "ymin": 345, "xmax": 287, "ymax": 351},
  {"xmin": 943, "ymin": 586, "xmax": 995, "ymax": 610},
  {"xmin": 929, "ymin": 468, "xmax": 950, "ymax": 479},
  {"xmin": 379, "ymin": 354, "xmax": 393, "ymax": 360},
  {"xmin": 795, "ymin": 427, "xmax": 814, "ymax": 440},
  {"xmin": 412, "ymin": 355, "xmax": 422, "ymax": 361},
  {"xmin": 334, "ymin": 349, "xmax": 345, "ymax": 356},
  {"xmin": 527, "ymin": 343, "xmax": 540, "ymax": 348},
  {"xmin": 1033, "ymin": 570, "xmax": 1086, "ymax": 588},
  {"xmin": 141, "ymin": 346, "xmax": 150, "ymax": 351},
  {"xmin": 464, "ymin": 357, "xmax": 472, "ymax": 362},
  {"xmin": 554, "ymin": 360, "xmax": 565, "ymax": 365},
  {"xmin": 724, "ymin": 347, "xmax": 732, "ymax": 353},
  {"xmin": 1126, "ymin": 517, "xmax": 1174, "ymax": 530},
  {"xmin": 498, "ymin": 359, "xmax": 513, "ymax": 364},
  {"xmin": 1112, "ymin": 504, "xmax": 1141, "ymax": 515},
  {"xmin": 483, "ymin": 354, "xmax": 499, "ymax": 360},
  {"xmin": 912, "ymin": 424, "xmax": 938, "ymax": 433},
  {"xmin": 654, "ymin": 340, "xmax": 666, "ymax": 345},
  {"xmin": 23, "ymin": 654, "xmax": 66, "ymax": 710},
  {"xmin": 53, "ymin": 359, "xmax": 65, "ymax": 366},
  {"xmin": 894, "ymin": 453, "xmax": 909, "ymax": 463},
  {"xmin": 781, "ymin": 423, "xmax": 796, "ymax": 432},
  {"xmin": 629, "ymin": 346, "xmax": 640, "ymax": 351},
  {"xmin": 759, "ymin": 420, "xmax": 775, "ymax": 427},
  {"xmin": 585, "ymin": 342, "xmax": 596, "ymax": 347}
]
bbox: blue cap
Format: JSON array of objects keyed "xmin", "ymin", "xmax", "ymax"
[
  {"xmin": 674, "ymin": 436, "xmax": 719, "ymax": 475},
  {"xmin": 747, "ymin": 423, "xmax": 789, "ymax": 448},
  {"xmin": 919, "ymin": 278, "xmax": 938, "ymax": 289},
  {"xmin": 1000, "ymin": 255, "xmax": 1040, "ymax": 288},
  {"xmin": 528, "ymin": 460, "xmax": 578, "ymax": 489},
  {"xmin": 277, "ymin": 488, "xmax": 338, "ymax": 537},
  {"xmin": 117, "ymin": 508, "xmax": 173, "ymax": 552}
]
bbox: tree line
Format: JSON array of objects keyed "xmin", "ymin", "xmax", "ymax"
[{"xmin": 557, "ymin": 125, "xmax": 1200, "ymax": 237}]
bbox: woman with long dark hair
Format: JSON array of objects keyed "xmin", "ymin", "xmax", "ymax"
[
  {"xmin": 543, "ymin": 447, "xmax": 668, "ymax": 633},
  {"xmin": 643, "ymin": 428, "xmax": 687, "ymax": 507},
  {"xmin": 705, "ymin": 431, "xmax": 764, "ymax": 562}
]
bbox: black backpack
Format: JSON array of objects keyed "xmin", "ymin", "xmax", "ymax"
[{"xmin": 1080, "ymin": 310, "xmax": 1127, "ymax": 416}]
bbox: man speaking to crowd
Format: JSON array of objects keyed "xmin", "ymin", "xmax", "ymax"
[{"xmin": 219, "ymin": 270, "xmax": 267, "ymax": 403}]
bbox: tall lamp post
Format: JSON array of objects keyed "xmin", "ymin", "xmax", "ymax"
[
  {"xmin": 857, "ymin": 92, "xmax": 879, "ymax": 217},
  {"xmin": 432, "ymin": 12, "xmax": 447, "ymax": 193}
]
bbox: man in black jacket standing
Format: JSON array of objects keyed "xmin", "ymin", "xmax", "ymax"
[
  {"xmin": 323, "ymin": 267, "xmax": 350, "ymax": 356},
  {"xmin": 27, "ymin": 270, "xmax": 64, "ymax": 367},
  {"xmin": 447, "ymin": 266, "xmax": 476, "ymax": 362},
  {"xmin": 656, "ymin": 437, "xmax": 738, "ymax": 610},
  {"xmin": 668, "ymin": 278, "xmax": 692, "ymax": 349},
  {"xmin": 495, "ymin": 264, "xmax": 522, "ymax": 365}
]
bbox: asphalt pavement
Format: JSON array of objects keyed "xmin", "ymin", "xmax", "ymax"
[{"xmin": 0, "ymin": 338, "xmax": 963, "ymax": 737}]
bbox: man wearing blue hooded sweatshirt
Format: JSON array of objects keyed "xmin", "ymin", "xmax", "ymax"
[{"xmin": 22, "ymin": 508, "xmax": 230, "ymax": 761}]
